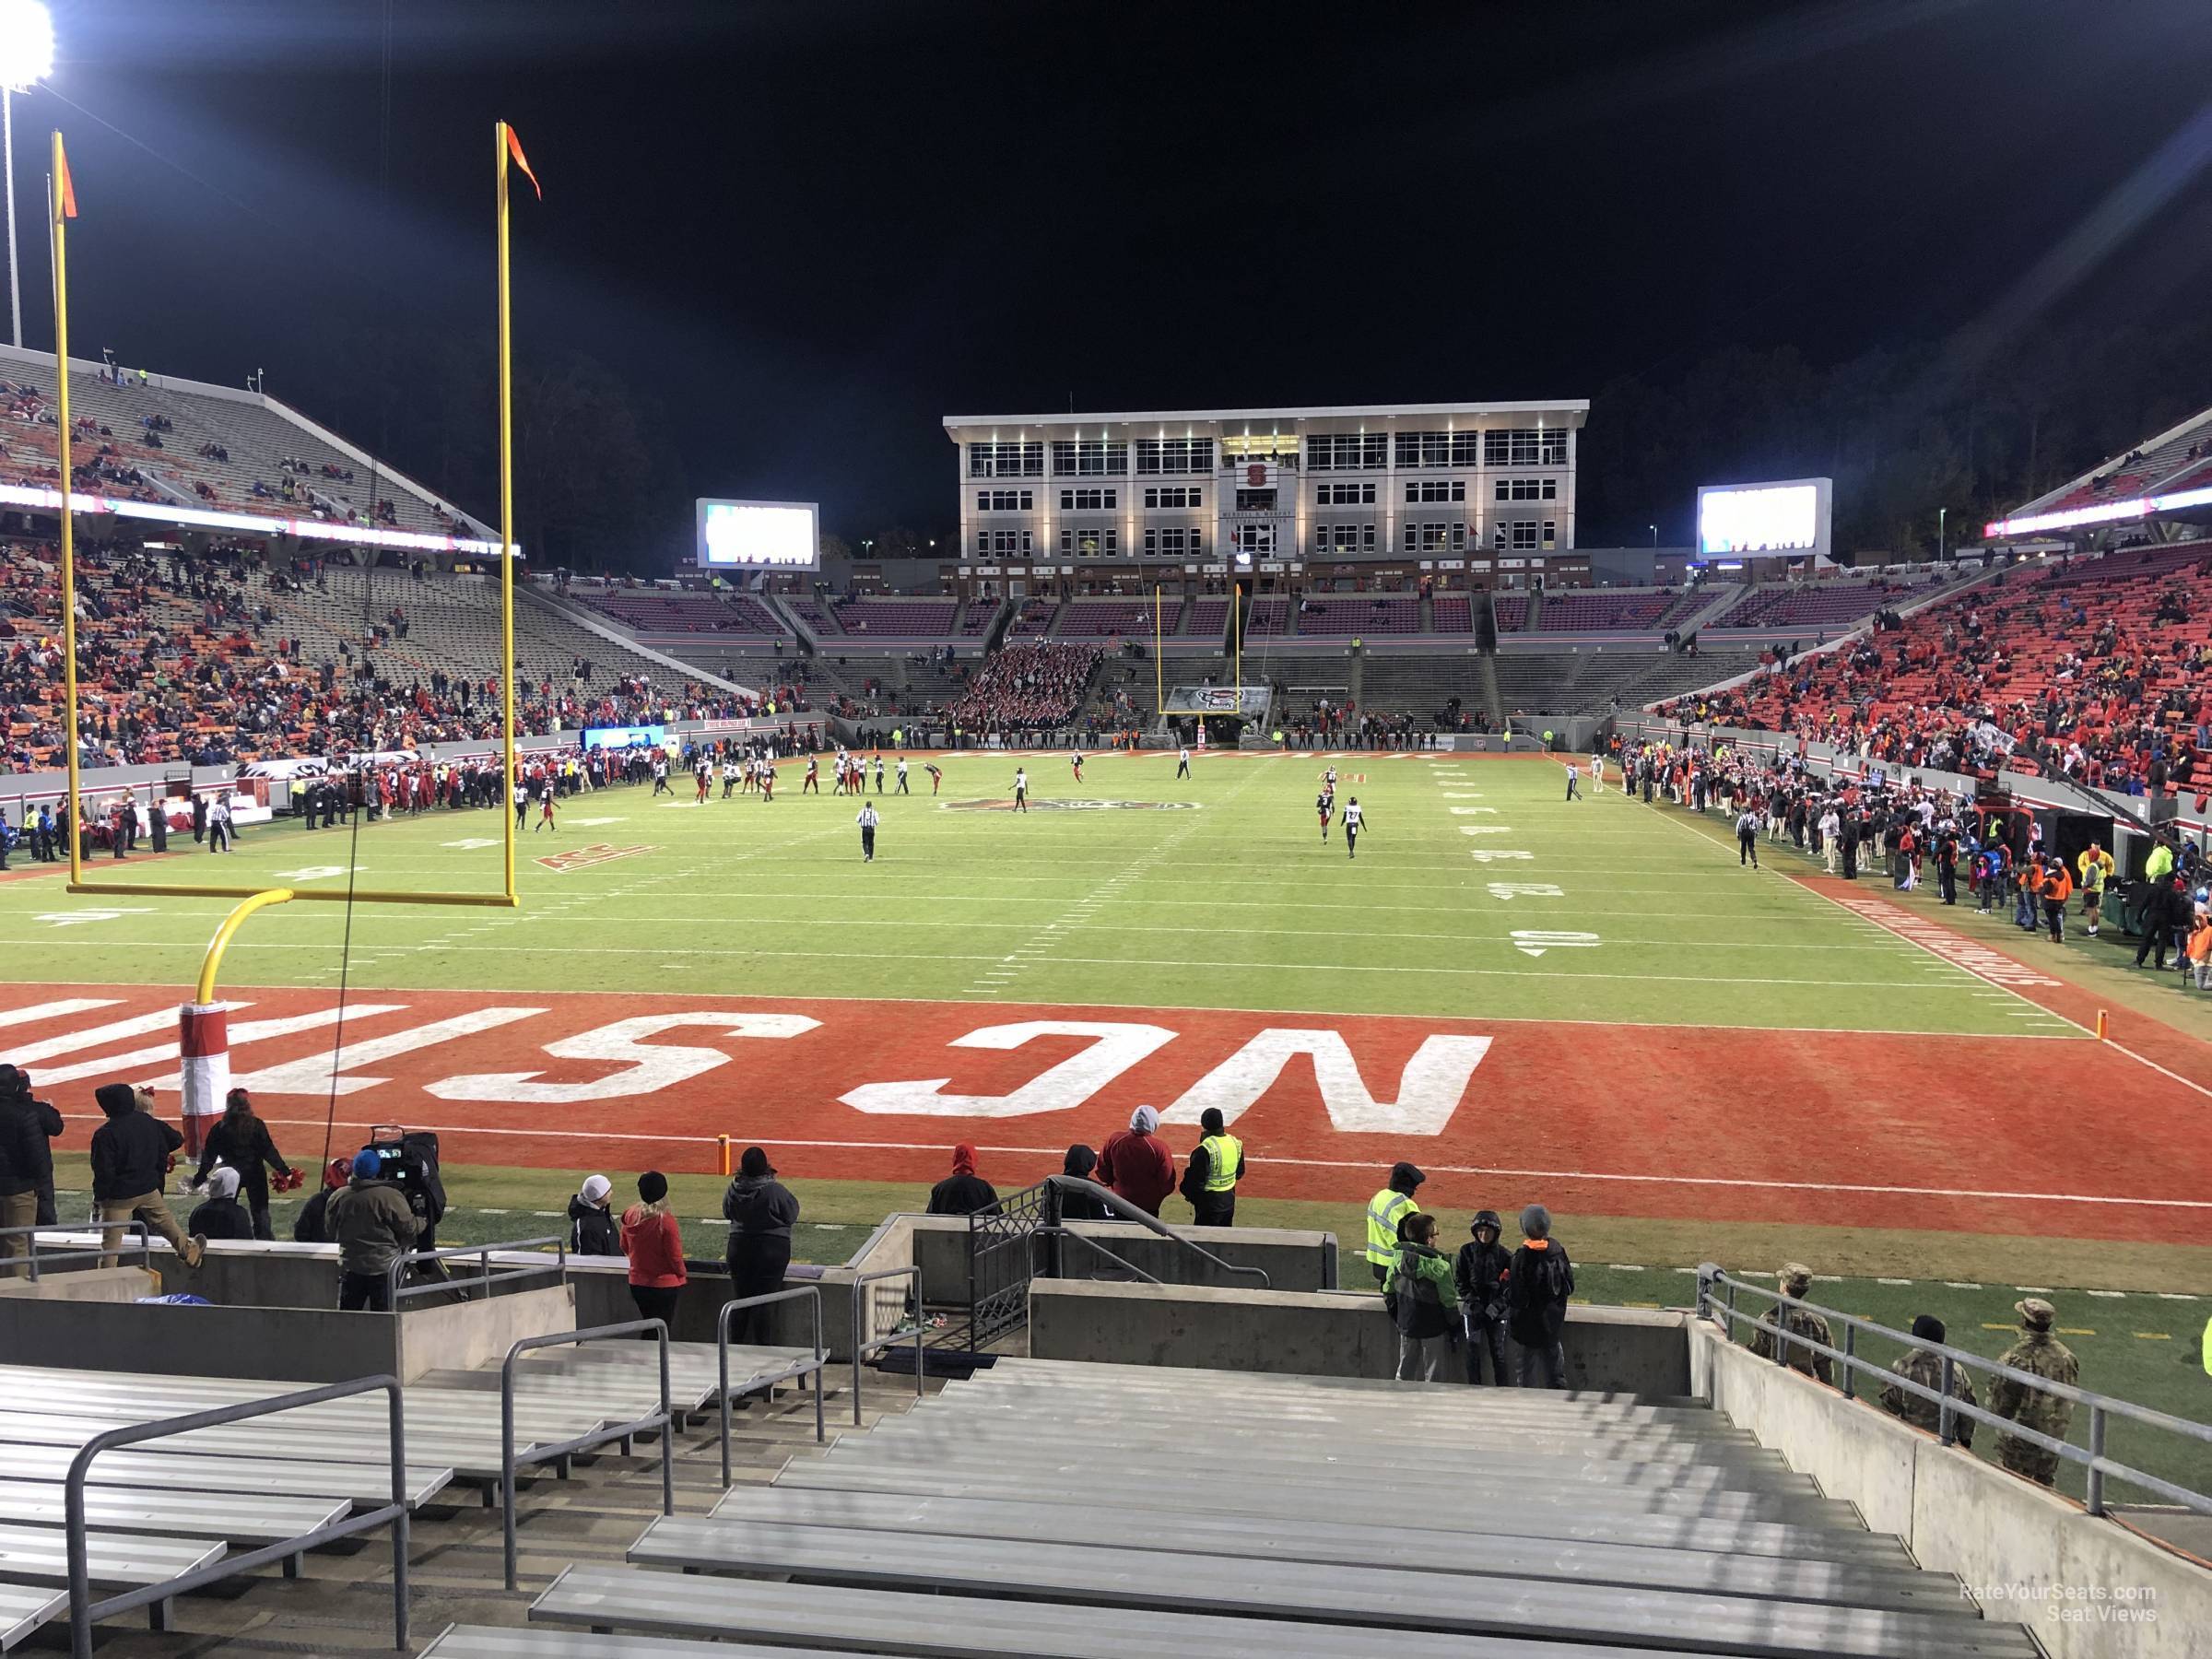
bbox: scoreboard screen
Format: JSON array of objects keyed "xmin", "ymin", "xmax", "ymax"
[
  {"xmin": 1696, "ymin": 477, "xmax": 1832, "ymax": 561},
  {"xmin": 695, "ymin": 499, "xmax": 819, "ymax": 571}
]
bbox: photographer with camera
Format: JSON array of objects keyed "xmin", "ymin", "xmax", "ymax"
[{"xmin": 325, "ymin": 1148, "xmax": 421, "ymax": 1311}]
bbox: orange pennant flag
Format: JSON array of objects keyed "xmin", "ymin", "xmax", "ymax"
[
  {"xmin": 55, "ymin": 135, "xmax": 76, "ymax": 220},
  {"xmin": 504, "ymin": 124, "xmax": 541, "ymax": 201}
]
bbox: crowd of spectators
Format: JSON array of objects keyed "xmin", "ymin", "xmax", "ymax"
[
  {"xmin": 0, "ymin": 536, "xmax": 779, "ymax": 772},
  {"xmin": 1654, "ymin": 544, "xmax": 2212, "ymax": 802}
]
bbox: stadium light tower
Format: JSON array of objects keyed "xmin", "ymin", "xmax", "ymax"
[{"xmin": 0, "ymin": 0, "xmax": 54, "ymax": 350}]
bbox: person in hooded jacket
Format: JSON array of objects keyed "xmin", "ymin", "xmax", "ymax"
[
  {"xmin": 569, "ymin": 1174, "xmax": 620, "ymax": 1255},
  {"xmin": 0, "ymin": 1065, "xmax": 63, "ymax": 1275},
  {"xmin": 723, "ymin": 1147, "xmax": 799, "ymax": 1344},
  {"xmin": 1054, "ymin": 1145, "xmax": 1111, "ymax": 1218},
  {"xmin": 292, "ymin": 1158, "xmax": 354, "ymax": 1244},
  {"xmin": 1507, "ymin": 1203, "xmax": 1573, "ymax": 1388},
  {"xmin": 90, "ymin": 1083, "xmax": 203, "ymax": 1270},
  {"xmin": 1453, "ymin": 1209, "xmax": 1513, "ymax": 1385},
  {"xmin": 187, "ymin": 1166, "xmax": 255, "ymax": 1241},
  {"xmin": 192, "ymin": 1088, "xmax": 294, "ymax": 1241},
  {"xmin": 1386, "ymin": 1210, "xmax": 1458, "ymax": 1382},
  {"xmin": 926, "ymin": 1146, "xmax": 998, "ymax": 1215}
]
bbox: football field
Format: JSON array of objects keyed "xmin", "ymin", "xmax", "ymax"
[{"xmin": 5, "ymin": 748, "xmax": 2210, "ymax": 1251}]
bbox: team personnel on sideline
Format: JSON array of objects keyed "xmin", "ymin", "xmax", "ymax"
[
  {"xmin": 895, "ymin": 757, "xmax": 910, "ymax": 794},
  {"xmin": 1735, "ymin": 805, "xmax": 1759, "ymax": 867},
  {"xmin": 1565, "ymin": 762, "xmax": 1581, "ymax": 801},
  {"xmin": 1011, "ymin": 766, "xmax": 1029, "ymax": 813},
  {"xmin": 856, "ymin": 802, "xmax": 880, "ymax": 863},
  {"xmin": 2077, "ymin": 842, "xmax": 2112, "ymax": 936},
  {"xmin": 1179, "ymin": 1107, "xmax": 1245, "ymax": 1227},
  {"xmin": 1587, "ymin": 753, "xmax": 1604, "ymax": 794},
  {"xmin": 1342, "ymin": 795, "xmax": 1364, "ymax": 858},
  {"xmin": 1363, "ymin": 1161, "xmax": 1425, "ymax": 1285}
]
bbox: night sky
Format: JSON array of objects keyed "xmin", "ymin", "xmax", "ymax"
[{"xmin": 19, "ymin": 0, "xmax": 2212, "ymax": 549}]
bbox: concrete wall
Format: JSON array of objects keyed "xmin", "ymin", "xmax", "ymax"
[
  {"xmin": 1695, "ymin": 1321, "xmax": 2211, "ymax": 1659},
  {"xmin": 396, "ymin": 1286, "xmax": 577, "ymax": 1382},
  {"xmin": 1030, "ymin": 1279, "xmax": 1691, "ymax": 1394},
  {"xmin": 0, "ymin": 1265, "xmax": 158, "ymax": 1303},
  {"xmin": 909, "ymin": 1218, "xmax": 1337, "ymax": 1304},
  {"xmin": 0, "ymin": 1294, "xmax": 401, "ymax": 1382}
]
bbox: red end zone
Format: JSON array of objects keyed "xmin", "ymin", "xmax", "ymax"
[{"xmin": 9, "ymin": 981, "xmax": 2209, "ymax": 1242}]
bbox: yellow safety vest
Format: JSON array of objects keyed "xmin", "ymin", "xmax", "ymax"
[
  {"xmin": 1198, "ymin": 1134, "xmax": 1242, "ymax": 1194},
  {"xmin": 1365, "ymin": 1188, "xmax": 1417, "ymax": 1266}
]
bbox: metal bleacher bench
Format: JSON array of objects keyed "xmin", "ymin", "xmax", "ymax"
[
  {"xmin": 703, "ymin": 1484, "xmax": 1951, "ymax": 1610},
  {"xmin": 0, "ymin": 1523, "xmax": 224, "ymax": 1590},
  {"xmin": 421, "ymin": 1626, "xmax": 875, "ymax": 1659},
  {"xmin": 0, "ymin": 1584, "xmax": 65, "ymax": 1654},
  {"xmin": 618, "ymin": 1516, "xmax": 2033, "ymax": 1659},
  {"xmin": 0, "ymin": 1479, "xmax": 347, "ymax": 1543}
]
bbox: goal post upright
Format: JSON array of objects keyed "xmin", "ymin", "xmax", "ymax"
[{"xmin": 47, "ymin": 119, "xmax": 522, "ymax": 1083}]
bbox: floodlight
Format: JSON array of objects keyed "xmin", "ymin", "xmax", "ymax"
[{"xmin": 0, "ymin": 0, "xmax": 53, "ymax": 92}]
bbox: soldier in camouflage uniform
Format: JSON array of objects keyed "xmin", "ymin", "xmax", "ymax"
[
  {"xmin": 1879, "ymin": 1313, "xmax": 1977, "ymax": 1448},
  {"xmin": 1749, "ymin": 1262, "xmax": 1833, "ymax": 1384},
  {"xmin": 1987, "ymin": 1298, "xmax": 2078, "ymax": 1487}
]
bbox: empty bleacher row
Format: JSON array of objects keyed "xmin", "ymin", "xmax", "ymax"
[
  {"xmin": 2012, "ymin": 401, "xmax": 2212, "ymax": 521},
  {"xmin": 488, "ymin": 1356, "xmax": 2035, "ymax": 1659},
  {"xmin": 0, "ymin": 1336, "xmax": 831, "ymax": 1652}
]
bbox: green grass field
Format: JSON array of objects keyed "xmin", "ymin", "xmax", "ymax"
[{"xmin": 1, "ymin": 749, "xmax": 2077, "ymax": 1035}]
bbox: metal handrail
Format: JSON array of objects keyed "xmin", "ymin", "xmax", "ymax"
[
  {"xmin": 1, "ymin": 1220, "xmax": 149, "ymax": 1281},
  {"xmin": 65, "ymin": 1375, "xmax": 410, "ymax": 1658},
  {"xmin": 500, "ymin": 1320, "xmax": 673, "ymax": 1591},
  {"xmin": 1046, "ymin": 1176, "xmax": 1271, "ymax": 1287},
  {"xmin": 718, "ymin": 1287, "xmax": 827, "ymax": 1483},
  {"xmin": 1698, "ymin": 1265, "xmax": 2212, "ymax": 1517},
  {"xmin": 387, "ymin": 1233, "xmax": 566, "ymax": 1304},
  {"xmin": 849, "ymin": 1265, "xmax": 925, "ymax": 1427}
]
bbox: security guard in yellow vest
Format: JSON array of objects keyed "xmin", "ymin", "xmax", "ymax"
[
  {"xmin": 1364, "ymin": 1161, "xmax": 1426, "ymax": 1286},
  {"xmin": 1181, "ymin": 1107, "xmax": 1246, "ymax": 1228}
]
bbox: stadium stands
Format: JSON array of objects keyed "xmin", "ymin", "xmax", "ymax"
[
  {"xmin": 1004, "ymin": 597, "xmax": 1057, "ymax": 640},
  {"xmin": 946, "ymin": 640, "xmax": 1100, "ymax": 732},
  {"xmin": 1054, "ymin": 597, "xmax": 1155, "ymax": 639},
  {"xmin": 1432, "ymin": 594, "xmax": 1472, "ymax": 632},
  {"xmin": 524, "ymin": 1357, "xmax": 2036, "ymax": 1659},
  {"xmin": 832, "ymin": 597, "xmax": 960, "ymax": 639},
  {"xmin": 783, "ymin": 595, "xmax": 840, "ymax": 636},
  {"xmin": 1182, "ymin": 597, "xmax": 1230, "ymax": 638},
  {"xmin": 569, "ymin": 587, "xmax": 786, "ymax": 640},
  {"xmin": 1538, "ymin": 590, "xmax": 1677, "ymax": 632},
  {"xmin": 0, "ymin": 347, "xmax": 484, "ymax": 540},
  {"xmin": 1243, "ymin": 597, "xmax": 1289, "ymax": 638},
  {"xmin": 1668, "ymin": 542, "xmax": 2212, "ymax": 795},
  {"xmin": 1710, "ymin": 580, "xmax": 1936, "ymax": 633},
  {"xmin": 1295, "ymin": 595, "xmax": 1419, "ymax": 636},
  {"xmin": 2008, "ymin": 403, "xmax": 2212, "ymax": 521},
  {"xmin": 1492, "ymin": 594, "xmax": 1530, "ymax": 631}
]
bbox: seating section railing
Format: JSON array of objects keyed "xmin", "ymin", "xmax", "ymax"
[
  {"xmin": 1698, "ymin": 1265, "xmax": 2212, "ymax": 1516},
  {"xmin": 64, "ymin": 1375, "xmax": 411, "ymax": 1659}
]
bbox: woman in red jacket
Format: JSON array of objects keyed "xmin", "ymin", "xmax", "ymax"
[{"xmin": 619, "ymin": 1171, "xmax": 687, "ymax": 1335}]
